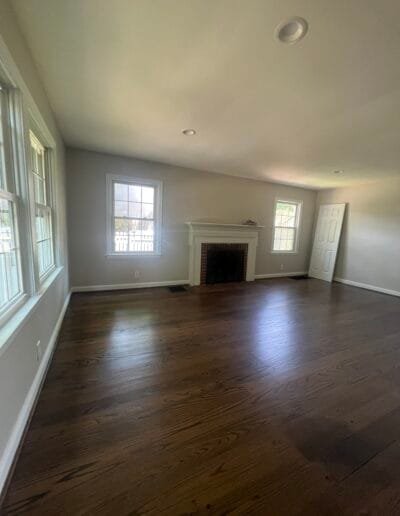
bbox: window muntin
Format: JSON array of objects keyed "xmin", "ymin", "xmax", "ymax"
[
  {"xmin": 30, "ymin": 130, "xmax": 55, "ymax": 279},
  {"xmin": 108, "ymin": 176, "xmax": 161, "ymax": 255},
  {"xmin": 272, "ymin": 200, "xmax": 301, "ymax": 253},
  {"xmin": 0, "ymin": 86, "xmax": 23, "ymax": 318}
]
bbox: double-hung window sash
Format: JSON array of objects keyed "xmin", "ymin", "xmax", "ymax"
[
  {"xmin": 272, "ymin": 200, "xmax": 301, "ymax": 252},
  {"xmin": 30, "ymin": 130, "xmax": 54, "ymax": 279},
  {"xmin": 0, "ymin": 86, "xmax": 23, "ymax": 319},
  {"xmin": 107, "ymin": 175, "xmax": 162, "ymax": 256}
]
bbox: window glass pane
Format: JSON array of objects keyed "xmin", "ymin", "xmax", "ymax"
[
  {"xmin": 30, "ymin": 131, "xmax": 55, "ymax": 280},
  {"xmin": 30, "ymin": 145, "xmax": 37, "ymax": 174},
  {"xmin": 0, "ymin": 94, "xmax": 5, "ymax": 191},
  {"xmin": 275, "ymin": 202, "xmax": 297, "ymax": 228},
  {"xmin": 142, "ymin": 186, "xmax": 154, "ymax": 204},
  {"xmin": 114, "ymin": 182, "xmax": 128, "ymax": 201},
  {"xmin": 0, "ymin": 252, "xmax": 7, "ymax": 309},
  {"xmin": 141, "ymin": 220, "xmax": 154, "ymax": 252},
  {"xmin": 128, "ymin": 219, "xmax": 142, "ymax": 252},
  {"xmin": 127, "ymin": 220, "xmax": 154, "ymax": 253},
  {"xmin": 0, "ymin": 155, "xmax": 4, "ymax": 191},
  {"xmin": 30, "ymin": 131, "xmax": 47, "ymax": 206},
  {"xmin": 35, "ymin": 208, "xmax": 43, "ymax": 242},
  {"xmin": 30, "ymin": 136, "xmax": 45, "ymax": 179},
  {"xmin": 0, "ymin": 198, "xmax": 22, "ymax": 311},
  {"xmin": 36, "ymin": 207, "xmax": 53, "ymax": 277},
  {"xmin": 34, "ymin": 175, "xmax": 45, "ymax": 205},
  {"xmin": 0, "ymin": 199, "xmax": 12, "ymax": 248},
  {"xmin": 37, "ymin": 150, "xmax": 44, "ymax": 179},
  {"xmin": 114, "ymin": 200, "xmax": 128, "ymax": 217},
  {"xmin": 38, "ymin": 239, "xmax": 52, "ymax": 275},
  {"xmin": 273, "ymin": 201, "xmax": 300, "ymax": 251},
  {"xmin": 111, "ymin": 179, "xmax": 158, "ymax": 254},
  {"xmin": 113, "ymin": 217, "xmax": 155, "ymax": 253},
  {"xmin": 114, "ymin": 217, "xmax": 129, "ymax": 252},
  {"xmin": 35, "ymin": 207, "xmax": 51, "ymax": 241},
  {"xmin": 128, "ymin": 202, "xmax": 141, "ymax": 218},
  {"xmin": 273, "ymin": 227, "xmax": 295, "ymax": 251},
  {"xmin": 142, "ymin": 203, "xmax": 154, "ymax": 219},
  {"xmin": 128, "ymin": 184, "xmax": 141, "ymax": 202}
]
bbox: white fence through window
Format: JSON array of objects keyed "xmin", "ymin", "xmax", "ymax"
[{"xmin": 114, "ymin": 229, "xmax": 154, "ymax": 253}]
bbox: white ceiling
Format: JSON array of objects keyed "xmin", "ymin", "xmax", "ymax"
[{"xmin": 12, "ymin": 0, "xmax": 400, "ymax": 189}]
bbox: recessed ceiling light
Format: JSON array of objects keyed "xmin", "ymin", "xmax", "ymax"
[
  {"xmin": 333, "ymin": 170, "xmax": 344, "ymax": 175},
  {"xmin": 275, "ymin": 17, "xmax": 308, "ymax": 44},
  {"xmin": 182, "ymin": 129, "xmax": 196, "ymax": 136}
]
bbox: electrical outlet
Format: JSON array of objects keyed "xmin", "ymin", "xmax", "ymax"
[
  {"xmin": 280, "ymin": 263, "xmax": 284, "ymax": 271},
  {"xmin": 134, "ymin": 270, "xmax": 141, "ymax": 279},
  {"xmin": 36, "ymin": 340, "xmax": 42, "ymax": 362}
]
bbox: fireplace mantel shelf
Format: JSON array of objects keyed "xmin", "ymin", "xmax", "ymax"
[{"xmin": 186, "ymin": 222, "xmax": 264, "ymax": 229}]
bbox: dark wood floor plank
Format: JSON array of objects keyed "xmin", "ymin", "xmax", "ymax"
[{"xmin": 2, "ymin": 278, "xmax": 400, "ymax": 514}]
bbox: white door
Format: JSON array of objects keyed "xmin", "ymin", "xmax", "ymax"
[{"xmin": 309, "ymin": 203, "xmax": 346, "ymax": 282}]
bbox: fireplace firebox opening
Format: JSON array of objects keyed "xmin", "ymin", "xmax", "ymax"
[{"xmin": 200, "ymin": 243, "xmax": 248, "ymax": 284}]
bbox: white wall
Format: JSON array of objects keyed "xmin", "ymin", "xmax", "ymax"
[
  {"xmin": 317, "ymin": 178, "xmax": 400, "ymax": 294},
  {"xmin": 67, "ymin": 147, "xmax": 317, "ymax": 288},
  {"xmin": 0, "ymin": 0, "xmax": 69, "ymax": 491}
]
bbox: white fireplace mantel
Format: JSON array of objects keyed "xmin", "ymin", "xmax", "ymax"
[{"xmin": 186, "ymin": 222, "xmax": 264, "ymax": 286}]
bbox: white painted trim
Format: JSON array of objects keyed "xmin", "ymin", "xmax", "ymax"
[
  {"xmin": 0, "ymin": 267, "xmax": 64, "ymax": 356},
  {"xmin": 28, "ymin": 125, "xmax": 57, "ymax": 289},
  {"xmin": 185, "ymin": 222, "xmax": 265, "ymax": 229},
  {"xmin": 186, "ymin": 223, "xmax": 261, "ymax": 286},
  {"xmin": 255, "ymin": 271, "xmax": 308, "ymax": 279},
  {"xmin": 71, "ymin": 279, "xmax": 189, "ymax": 293},
  {"xmin": 0, "ymin": 291, "xmax": 71, "ymax": 497},
  {"xmin": 271, "ymin": 198, "xmax": 303, "ymax": 254},
  {"xmin": 334, "ymin": 277, "xmax": 400, "ymax": 298},
  {"xmin": 106, "ymin": 173, "xmax": 163, "ymax": 256}
]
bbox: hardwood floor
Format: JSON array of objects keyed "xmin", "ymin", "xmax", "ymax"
[{"xmin": 2, "ymin": 278, "xmax": 400, "ymax": 515}]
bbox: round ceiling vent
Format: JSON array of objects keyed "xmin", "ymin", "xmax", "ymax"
[{"xmin": 275, "ymin": 17, "xmax": 308, "ymax": 44}]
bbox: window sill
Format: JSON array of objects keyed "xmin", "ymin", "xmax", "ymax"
[
  {"xmin": 105, "ymin": 252, "xmax": 162, "ymax": 258},
  {"xmin": 0, "ymin": 293, "xmax": 29, "ymax": 328},
  {"xmin": 38, "ymin": 265, "xmax": 57, "ymax": 293},
  {"xmin": 270, "ymin": 250, "xmax": 299, "ymax": 255},
  {"xmin": 0, "ymin": 266, "xmax": 64, "ymax": 356}
]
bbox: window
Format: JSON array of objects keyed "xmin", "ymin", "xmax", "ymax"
[
  {"xmin": 107, "ymin": 175, "xmax": 162, "ymax": 255},
  {"xmin": 0, "ymin": 86, "xmax": 24, "ymax": 320},
  {"xmin": 272, "ymin": 199, "xmax": 302, "ymax": 253},
  {"xmin": 0, "ymin": 57, "xmax": 61, "ymax": 336},
  {"xmin": 30, "ymin": 130, "xmax": 55, "ymax": 279}
]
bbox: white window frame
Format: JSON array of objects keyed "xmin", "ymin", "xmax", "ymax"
[
  {"xmin": 0, "ymin": 32, "xmax": 63, "ymax": 350},
  {"xmin": 0, "ymin": 84, "xmax": 28, "ymax": 326},
  {"xmin": 28, "ymin": 123, "xmax": 56, "ymax": 285},
  {"xmin": 271, "ymin": 198, "xmax": 302, "ymax": 254},
  {"xmin": 106, "ymin": 174, "xmax": 162, "ymax": 257}
]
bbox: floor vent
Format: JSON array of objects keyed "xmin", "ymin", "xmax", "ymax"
[
  {"xmin": 290, "ymin": 275, "xmax": 309, "ymax": 280},
  {"xmin": 168, "ymin": 285, "xmax": 188, "ymax": 292}
]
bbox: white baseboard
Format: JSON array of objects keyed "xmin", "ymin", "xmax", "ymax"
[
  {"xmin": 255, "ymin": 271, "xmax": 308, "ymax": 280},
  {"xmin": 71, "ymin": 279, "xmax": 189, "ymax": 293},
  {"xmin": 0, "ymin": 291, "xmax": 71, "ymax": 497},
  {"xmin": 334, "ymin": 277, "xmax": 400, "ymax": 298}
]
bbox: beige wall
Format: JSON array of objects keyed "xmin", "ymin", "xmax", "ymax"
[
  {"xmin": 67, "ymin": 148, "xmax": 317, "ymax": 287},
  {"xmin": 317, "ymin": 178, "xmax": 400, "ymax": 293},
  {"xmin": 0, "ymin": 0, "xmax": 69, "ymax": 479}
]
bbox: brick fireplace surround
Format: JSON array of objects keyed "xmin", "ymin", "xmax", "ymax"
[
  {"xmin": 186, "ymin": 222, "xmax": 263, "ymax": 286},
  {"xmin": 200, "ymin": 243, "xmax": 248, "ymax": 284}
]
